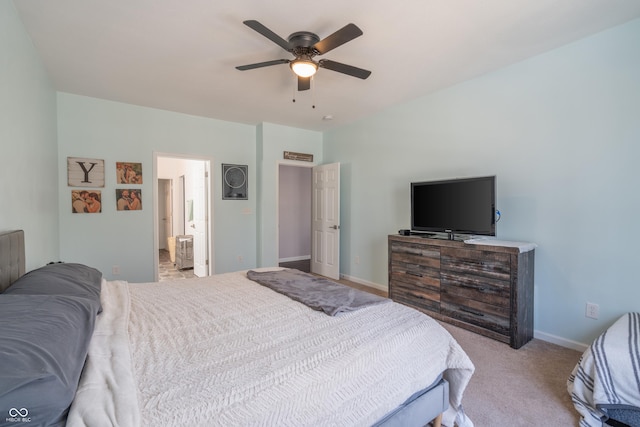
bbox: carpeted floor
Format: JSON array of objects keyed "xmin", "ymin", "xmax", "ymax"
[{"xmin": 440, "ymin": 322, "xmax": 582, "ymax": 426}]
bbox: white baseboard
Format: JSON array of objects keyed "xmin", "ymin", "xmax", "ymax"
[
  {"xmin": 339, "ymin": 273, "xmax": 388, "ymax": 293},
  {"xmin": 534, "ymin": 330, "xmax": 588, "ymax": 353},
  {"xmin": 278, "ymin": 255, "xmax": 311, "ymax": 263}
]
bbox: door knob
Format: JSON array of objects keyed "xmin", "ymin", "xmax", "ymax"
[{"xmin": 330, "ymin": 225, "xmax": 340, "ymax": 230}]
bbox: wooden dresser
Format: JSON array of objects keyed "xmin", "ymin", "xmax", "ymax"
[{"xmin": 388, "ymin": 234, "xmax": 535, "ymax": 349}]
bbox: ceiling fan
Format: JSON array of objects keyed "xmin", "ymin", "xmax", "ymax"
[{"xmin": 236, "ymin": 20, "xmax": 371, "ymax": 91}]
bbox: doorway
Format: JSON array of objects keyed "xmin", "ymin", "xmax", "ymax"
[
  {"xmin": 154, "ymin": 153, "xmax": 214, "ymax": 281},
  {"xmin": 278, "ymin": 164, "xmax": 312, "ymax": 272},
  {"xmin": 277, "ymin": 161, "xmax": 341, "ymax": 280}
]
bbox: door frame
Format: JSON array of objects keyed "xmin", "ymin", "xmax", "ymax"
[{"xmin": 153, "ymin": 152, "xmax": 215, "ymax": 281}]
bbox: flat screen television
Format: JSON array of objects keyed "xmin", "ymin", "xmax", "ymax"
[{"xmin": 411, "ymin": 175, "xmax": 496, "ymax": 238}]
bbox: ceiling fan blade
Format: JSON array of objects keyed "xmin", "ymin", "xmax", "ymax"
[
  {"xmin": 318, "ymin": 59, "xmax": 371, "ymax": 79},
  {"xmin": 236, "ymin": 59, "xmax": 290, "ymax": 71},
  {"xmin": 243, "ymin": 20, "xmax": 291, "ymax": 52},
  {"xmin": 298, "ymin": 76, "xmax": 311, "ymax": 91},
  {"xmin": 313, "ymin": 23, "xmax": 363, "ymax": 55}
]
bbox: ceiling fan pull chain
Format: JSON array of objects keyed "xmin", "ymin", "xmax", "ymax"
[
  {"xmin": 311, "ymin": 76, "xmax": 316, "ymax": 109},
  {"xmin": 292, "ymin": 76, "xmax": 296, "ymax": 103}
]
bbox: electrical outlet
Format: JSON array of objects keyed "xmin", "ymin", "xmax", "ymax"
[
  {"xmin": 237, "ymin": 255, "xmax": 243, "ymax": 264},
  {"xmin": 585, "ymin": 302, "xmax": 599, "ymax": 319},
  {"xmin": 355, "ymin": 256, "xmax": 360, "ymax": 265},
  {"xmin": 112, "ymin": 265, "xmax": 120, "ymax": 275}
]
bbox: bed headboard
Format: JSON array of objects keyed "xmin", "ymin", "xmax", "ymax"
[{"xmin": 0, "ymin": 230, "xmax": 26, "ymax": 293}]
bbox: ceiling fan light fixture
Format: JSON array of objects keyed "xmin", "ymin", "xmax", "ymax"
[{"xmin": 290, "ymin": 59, "xmax": 318, "ymax": 77}]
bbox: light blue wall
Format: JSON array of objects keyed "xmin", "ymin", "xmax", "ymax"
[
  {"xmin": 0, "ymin": 1, "xmax": 58, "ymax": 269},
  {"xmin": 324, "ymin": 19, "xmax": 640, "ymax": 346},
  {"xmin": 57, "ymin": 93, "xmax": 257, "ymax": 281},
  {"xmin": 257, "ymin": 123, "xmax": 323, "ymax": 267},
  {"xmin": 56, "ymin": 96, "xmax": 321, "ymax": 281}
]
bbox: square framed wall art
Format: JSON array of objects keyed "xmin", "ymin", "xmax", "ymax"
[
  {"xmin": 67, "ymin": 157, "xmax": 105, "ymax": 187},
  {"xmin": 116, "ymin": 162, "xmax": 143, "ymax": 184},
  {"xmin": 116, "ymin": 189, "xmax": 142, "ymax": 211},
  {"xmin": 71, "ymin": 190, "xmax": 102, "ymax": 213}
]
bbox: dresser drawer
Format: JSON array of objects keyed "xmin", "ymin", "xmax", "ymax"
[
  {"xmin": 440, "ymin": 299, "xmax": 510, "ymax": 336},
  {"xmin": 440, "ymin": 272, "xmax": 510, "ymax": 307},
  {"xmin": 391, "ymin": 281, "xmax": 440, "ymax": 313},
  {"xmin": 441, "ymin": 247, "xmax": 511, "ymax": 281},
  {"xmin": 389, "ymin": 242, "xmax": 440, "ymax": 287},
  {"xmin": 390, "ymin": 255, "xmax": 440, "ymax": 288},
  {"xmin": 440, "ymin": 279, "xmax": 510, "ymax": 325},
  {"xmin": 389, "ymin": 240, "xmax": 440, "ymax": 262}
]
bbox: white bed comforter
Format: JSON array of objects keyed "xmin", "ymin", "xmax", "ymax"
[{"xmin": 68, "ymin": 271, "xmax": 474, "ymax": 427}]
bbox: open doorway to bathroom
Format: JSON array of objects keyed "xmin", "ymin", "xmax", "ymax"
[
  {"xmin": 154, "ymin": 153, "xmax": 213, "ymax": 281},
  {"xmin": 157, "ymin": 178, "xmax": 193, "ymax": 280}
]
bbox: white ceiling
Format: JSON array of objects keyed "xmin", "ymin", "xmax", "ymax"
[{"xmin": 13, "ymin": 0, "xmax": 640, "ymax": 131}]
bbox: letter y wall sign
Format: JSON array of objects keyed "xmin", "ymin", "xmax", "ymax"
[{"xmin": 67, "ymin": 157, "xmax": 105, "ymax": 187}]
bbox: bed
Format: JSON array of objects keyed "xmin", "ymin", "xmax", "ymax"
[
  {"xmin": 568, "ymin": 312, "xmax": 640, "ymax": 427},
  {"xmin": 0, "ymin": 229, "xmax": 475, "ymax": 427}
]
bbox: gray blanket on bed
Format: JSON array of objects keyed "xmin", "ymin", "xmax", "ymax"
[{"xmin": 246, "ymin": 269, "xmax": 389, "ymax": 316}]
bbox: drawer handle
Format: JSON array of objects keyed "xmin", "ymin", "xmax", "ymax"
[
  {"xmin": 407, "ymin": 271, "xmax": 423, "ymax": 277},
  {"xmin": 459, "ymin": 283, "xmax": 488, "ymax": 293},
  {"xmin": 461, "ymin": 307, "xmax": 485, "ymax": 317}
]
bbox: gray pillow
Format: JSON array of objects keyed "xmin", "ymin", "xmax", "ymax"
[
  {"xmin": 3, "ymin": 263, "xmax": 102, "ymax": 313},
  {"xmin": 0, "ymin": 294, "xmax": 98, "ymax": 426}
]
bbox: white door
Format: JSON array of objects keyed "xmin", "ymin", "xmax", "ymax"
[
  {"xmin": 311, "ymin": 162, "xmax": 340, "ymax": 280},
  {"xmin": 186, "ymin": 161, "xmax": 209, "ymax": 277}
]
